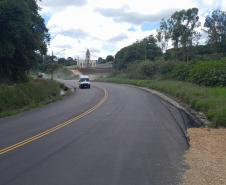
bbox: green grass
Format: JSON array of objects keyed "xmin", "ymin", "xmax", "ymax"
[
  {"xmin": 94, "ymin": 78, "xmax": 226, "ymax": 127},
  {"xmin": 0, "ymin": 80, "xmax": 63, "ymax": 117},
  {"xmin": 0, "ymin": 110, "xmax": 20, "ymax": 117}
]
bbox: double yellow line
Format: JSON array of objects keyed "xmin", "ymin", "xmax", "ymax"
[{"xmin": 0, "ymin": 86, "xmax": 108, "ymax": 155}]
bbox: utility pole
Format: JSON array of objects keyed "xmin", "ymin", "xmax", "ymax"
[
  {"xmin": 51, "ymin": 49, "xmax": 66, "ymax": 80},
  {"xmin": 74, "ymin": 56, "xmax": 79, "ymax": 68}
]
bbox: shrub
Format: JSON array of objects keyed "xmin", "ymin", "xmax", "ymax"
[
  {"xmin": 139, "ymin": 60, "xmax": 156, "ymax": 78},
  {"xmin": 193, "ymin": 53, "xmax": 225, "ymax": 62},
  {"xmin": 170, "ymin": 61, "xmax": 195, "ymax": 81},
  {"xmin": 106, "ymin": 71, "xmax": 121, "ymax": 78},
  {"xmin": 189, "ymin": 61, "xmax": 226, "ymax": 86},
  {"xmin": 156, "ymin": 60, "xmax": 177, "ymax": 75},
  {"xmin": 27, "ymin": 75, "xmax": 35, "ymax": 82}
]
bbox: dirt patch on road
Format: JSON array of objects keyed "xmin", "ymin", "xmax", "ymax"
[{"xmin": 183, "ymin": 128, "xmax": 226, "ymax": 185}]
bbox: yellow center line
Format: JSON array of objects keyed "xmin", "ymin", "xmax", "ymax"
[{"xmin": 0, "ymin": 86, "xmax": 108, "ymax": 155}]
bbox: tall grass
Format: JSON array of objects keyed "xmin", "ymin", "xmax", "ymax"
[
  {"xmin": 0, "ymin": 80, "xmax": 61, "ymax": 115},
  {"xmin": 94, "ymin": 78, "xmax": 226, "ymax": 127}
]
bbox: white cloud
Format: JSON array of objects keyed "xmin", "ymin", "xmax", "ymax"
[
  {"xmin": 38, "ymin": 0, "xmax": 87, "ymax": 13},
  {"xmin": 222, "ymin": 0, "xmax": 226, "ymax": 11},
  {"xmin": 94, "ymin": 6, "xmax": 180, "ymax": 25},
  {"xmin": 38, "ymin": 0, "xmax": 225, "ymax": 59}
]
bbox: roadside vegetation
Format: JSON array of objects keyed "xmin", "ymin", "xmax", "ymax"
[
  {"xmin": 53, "ymin": 67, "xmax": 79, "ymax": 80},
  {"xmin": 0, "ymin": 0, "xmax": 50, "ymax": 83},
  {"xmin": 37, "ymin": 55, "xmax": 79, "ymax": 80},
  {"xmin": 0, "ymin": 79, "xmax": 71, "ymax": 117},
  {"xmin": 0, "ymin": 0, "xmax": 78, "ymax": 85},
  {"xmin": 94, "ymin": 78, "xmax": 226, "ymax": 127},
  {"xmin": 0, "ymin": 0, "xmax": 77, "ymax": 118},
  {"xmin": 95, "ymin": 8, "xmax": 226, "ymax": 128}
]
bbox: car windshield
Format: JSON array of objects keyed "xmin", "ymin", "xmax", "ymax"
[{"xmin": 80, "ymin": 78, "xmax": 89, "ymax": 82}]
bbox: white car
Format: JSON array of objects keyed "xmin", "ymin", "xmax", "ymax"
[{"xmin": 79, "ymin": 75, "xmax": 90, "ymax": 89}]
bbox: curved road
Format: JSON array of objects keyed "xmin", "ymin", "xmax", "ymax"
[{"xmin": 0, "ymin": 80, "xmax": 188, "ymax": 185}]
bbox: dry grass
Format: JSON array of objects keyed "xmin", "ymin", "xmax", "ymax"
[{"xmin": 183, "ymin": 128, "xmax": 226, "ymax": 185}]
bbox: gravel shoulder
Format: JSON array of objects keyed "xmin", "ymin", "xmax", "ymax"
[
  {"xmin": 125, "ymin": 84, "xmax": 226, "ymax": 185},
  {"xmin": 183, "ymin": 128, "xmax": 226, "ymax": 185}
]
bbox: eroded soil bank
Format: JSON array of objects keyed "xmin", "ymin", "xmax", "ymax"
[{"xmin": 183, "ymin": 128, "xmax": 226, "ymax": 185}]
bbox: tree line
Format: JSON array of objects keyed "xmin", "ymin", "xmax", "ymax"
[
  {"xmin": 36, "ymin": 54, "xmax": 77, "ymax": 74},
  {"xmin": 156, "ymin": 8, "xmax": 226, "ymax": 61},
  {"xmin": 98, "ymin": 55, "xmax": 114, "ymax": 64},
  {"xmin": 114, "ymin": 8, "xmax": 226, "ymax": 70}
]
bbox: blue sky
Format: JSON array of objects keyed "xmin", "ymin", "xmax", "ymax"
[
  {"xmin": 42, "ymin": 13, "xmax": 52, "ymax": 26},
  {"xmin": 141, "ymin": 23, "xmax": 160, "ymax": 31}
]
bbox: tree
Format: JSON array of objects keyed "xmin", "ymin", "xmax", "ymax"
[
  {"xmin": 67, "ymin": 57, "xmax": 73, "ymax": 61},
  {"xmin": 156, "ymin": 19, "xmax": 170, "ymax": 52},
  {"xmin": 58, "ymin": 58, "xmax": 67, "ymax": 64},
  {"xmin": 98, "ymin": 57, "xmax": 107, "ymax": 63},
  {"xmin": 167, "ymin": 8, "xmax": 201, "ymax": 61},
  {"xmin": 141, "ymin": 35, "xmax": 162, "ymax": 61},
  {"xmin": 66, "ymin": 57, "xmax": 77, "ymax": 66},
  {"xmin": 43, "ymin": 54, "xmax": 56, "ymax": 62},
  {"xmin": 114, "ymin": 35, "xmax": 162, "ymax": 70},
  {"xmin": 106, "ymin": 55, "xmax": 114, "ymax": 62},
  {"xmin": 202, "ymin": 10, "xmax": 226, "ymax": 53},
  {"xmin": 0, "ymin": 0, "xmax": 50, "ymax": 82},
  {"xmin": 37, "ymin": 54, "xmax": 44, "ymax": 64},
  {"xmin": 98, "ymin": 57, "xmax": 102, "ymax": 62}
]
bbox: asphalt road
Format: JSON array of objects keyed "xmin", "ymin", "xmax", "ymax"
[{"xmin": 0, "ymin": 80, "xmax": 189, "ymax": 185}]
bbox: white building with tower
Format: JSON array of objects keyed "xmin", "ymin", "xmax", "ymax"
[{"xmin": 77, "ymin": 49, "xmax": 97, "ymax": 68}]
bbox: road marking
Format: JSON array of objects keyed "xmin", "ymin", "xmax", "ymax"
[{"xmin": 0, "ymin": 86, "xmax": 108, "ymax": 155}]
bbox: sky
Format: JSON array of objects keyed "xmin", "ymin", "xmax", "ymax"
[{"xmin": 38, "ymin": 0, "xmax": 226, "ymax": 60}]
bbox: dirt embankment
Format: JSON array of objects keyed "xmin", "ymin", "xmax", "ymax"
[
  {"xmin": 70, "ymin": 68, "xmax": 113, "ymax": 80},
  {"xmin": 70, "ymin": 70, "xmax": 83, "ymax": 76},
  {"xmin": 183, "ymin": 128, "xmax": 226, "ymax": 185}
]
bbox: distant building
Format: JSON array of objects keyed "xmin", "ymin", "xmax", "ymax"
[
  {"xmin": 63, "ymin": 49, "xmax": 113, "ymax": 69},
  {"xmin": 77, "ymin": 49, "xmax": 96, "ymax": 68}
]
